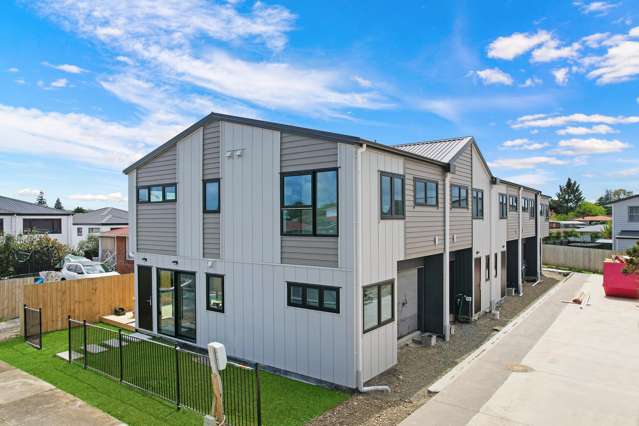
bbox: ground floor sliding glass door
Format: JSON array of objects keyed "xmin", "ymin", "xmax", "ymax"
[{"xmin": 157, "ymin": 269, "xmax": 197, "ymax": 341}]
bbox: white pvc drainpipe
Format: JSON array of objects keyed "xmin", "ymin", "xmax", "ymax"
[{"xmin": 355, "ymin": 143, "xmax": 390, "ymax": 394}]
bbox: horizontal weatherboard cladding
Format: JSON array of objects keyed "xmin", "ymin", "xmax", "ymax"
[
  {"xmin": 136, "ymin": 145, "xmax": 177, "ymax": 186},
  {"xmin": 281, "ymin": 237, "xmax": 338, "ymax": 268},
  {"xmin": 281, "ymin": 132, "xmax": 338, "ymax": 172},
  {"xmin": 136, "ymin": 203, "xmax": 177, "ymax": 255},
  {"xmin": 404, "ymin": 158, "xmax": 445, "ymax": 258},
  {"xmin": 203, "ymin": 121, "xmax": 221, "ymax": 180},
  {"xmin": 522, "ymin": 190, "xmax": 537, "ymax": 238},
  {"xmin": 507, "ymin": 185, "xmax": 520, "ymax": 241},
  {"xmin": 203, "ymin": 214, "xmax": 221, "ymax": 259}
]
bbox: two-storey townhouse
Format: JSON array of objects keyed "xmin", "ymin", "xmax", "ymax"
[
  {"xmin": 609, "ymin": 194, "xmax": 639, "ymax": 250},
  {"xmin": 123, "ymin": 112, "xmax": 548, "ymax": 389}
]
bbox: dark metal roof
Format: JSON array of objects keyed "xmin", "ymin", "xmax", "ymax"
[
  {"xmin": 617, "ymin": 230, "xmax": 639, "ymax": 239},
  {"xmin": 122, "ymin": 112, "xmax": 449, "ymax": 174},
  {"xmin": 395, "ymin": 137, "xmax": 472, "ymax": 163},
  {"xmin": 0, "ymin": 195, "xmax": 73, "ymax": 216},
  {"xmin": 73, "ymin": 207, "xmax": 128, "ymax": 225},
  {"xmin": 493, "ymin": 178, "xmax": 542, "ymax": 195}
]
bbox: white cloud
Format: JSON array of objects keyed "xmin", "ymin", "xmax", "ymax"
[
  {"xmin": 17, "ymin": 188, "xmax": 41, "ymax": 197},
  {"xmin": 512, "ymin": 113, "xmax": 639, "ymax": 128},
  {"xmin": 68, "ymin": 192, "xmax": 127, "ymax": 202},
  {"xmin": 552, "ymin": 138, "xmax": 630, "ymax": 155},
  {"xmin": 575, "ymin": 1, "xmax": 619, "ymax": 15},
  {"xmin": 531, "ymin": 40, "xmax": 581, "ymax": 63},
  {"xmin": 489, "ymin": 156, "xmax": 569, "ymax": 169},
  {"xmin": 352, "ymin": 76, "xmax": 373, "ymax": 88},
  {"xmin": 31, "ymin": 0, "xmax": 388, "ymax": 117},
  {"xmin": 631, "ymin": 27, "xmax": 639, "ymax": 37},
  {"xmin": 50, "ymin": 78, "xmax": 68, "ymax": 88},
  {"xmin": 612, "ymin": 166, "xmax": 639, "ymax": 176},
  {"xmin": 582, "ymin": 33, "xmax": 611, "ymax": 48},
  {"xmin": 501, "ymin": 138, "xmax": 550, "ymax": 150},
  {"xmin": 473, "ymin": 68, "xmax": 513, "ymax": 85},
  {"xmin": 43, "ymin": 62, "xmax": 86, "ymax": 74},
  {"xmin": 503, "ymin": 169, "xmax": 556, "ymax": 186},
  {"xmin": 487, "ymin": 30, "xmax": 552, "ymax": 60},
  {"xmin": 556, "ymin": 124, "xmax": 617, "ymax": 135},
  {"xmin": 15, "ymin": 79, "xmax": 25, "ymax": 85},
  {"xmin": 586, "ymin": 41, "xmax": 639, "ymax": 84},
  {"xmin": 520, "ymin": 76, "xmax": 542, "ymax": 87},
  {"xmin": 7, "ymin": 67, "xmax": 19, "ymax": 73},
  {"xmin": 115, "ymin": 56, "xmax": 134, "ymax": 65},
  {"xmin": 552, "ymin": 67, "xmax": 570, "ymax": 85}
]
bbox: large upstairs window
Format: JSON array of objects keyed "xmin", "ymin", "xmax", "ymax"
[
  {"xmin": 414, "ymin": 178, "xmax": 438, "ymax": 207},
  {"xmin": 281, "ymin": 169, "xmax": 338, "ymax": 236},
  {"xmin": 23, "ymin": 218, "xmax": 62, "ymax": 234},
  {"xmin": 629, "ymin": 206, "xmax": 639, "ymax": 222},
  {"xmin": 137, "ymin": 184, "xmax": 177, "ymax": 204},
  {"xmin": 380, "ymin": 172, "xmax": 405, "ymax": 219},
  {"xmin": 451, "ymin": 185, "xmax": 468, "ymax": 209}
]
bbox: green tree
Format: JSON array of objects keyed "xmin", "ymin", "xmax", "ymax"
[
  {"xmin": 76, "ymin": 234, "xmax": 99, "ymax": 259},
  {"xmin": 602, "ymin": 222, "xmax": 612, "ymax": 239},
  {"xmin": 596, "ymin": 189, "xmax": 633, "ymax": 215},
  {"xmin": 623, "ymin": 242, "xmax": 639, "ymax": 274},
  {"xmin": 72, "ymin": 206, "xmax": 88, "ymax": 213},
  {"xmin": 553, "ymin": 178, "xmax": 584, "ymax": 215},
  {"xmin": 0, "ymin": 233, "xmax": 71, "ymax": 277},
  {"xmin": 35, "ymin": 191, "xmax": 47, "ymax": 206},
  {"xmin": 54, "ymin": 198, "xmax": 64, "ymax": 210},
  {"xmin": 574, "ymin": 201, "xmax": 607, "ymax": 218}
]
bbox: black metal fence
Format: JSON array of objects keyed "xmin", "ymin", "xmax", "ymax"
[
  {"xmin": 23, "ymin": 305, "xmax": 42, "ymax": 349},
  {"xmin": 68, "ymin": 319, "xmax": 261, "ymax": 425}
]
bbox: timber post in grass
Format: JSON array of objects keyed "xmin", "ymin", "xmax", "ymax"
[
  {"xmin": 118, "ymin": 329, "xmax": 123, "ymax": 382},
  {"xmin": 67, "ymin": 316, "xmax": 71, "ymax": 363},
  {"xmin": 207, "ymin": 342, "xmax": 227, "ymax": 425},
  {"xmin": 175, "ymin": 344, "xmax": 181, "ymax": 410},
  {"xmin": 82, "ymin": 320, "xmax": 87, "ymax": 369}
]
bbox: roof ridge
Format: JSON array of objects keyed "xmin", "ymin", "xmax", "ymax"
[
  {"xmin": 395, "ymin": 136, "xmax": 471, "ymax": 148},
  {"xmin": 0, "ymin": 194, "xmax": 70, "ymax": 212}
]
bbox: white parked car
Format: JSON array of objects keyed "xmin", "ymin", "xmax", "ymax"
[{"xmin": 60, "ymin": 261, "xmax": 119, "ymax": 280}]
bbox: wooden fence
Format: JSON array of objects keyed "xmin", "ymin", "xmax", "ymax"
[
  {"xmin": 543, "ymin": 244, "xmax": 624, "ymax": 273},
  {"xmin": 0, "ymin": 277, "xmax": 32, "ymax": 320},
  {"xmin": 21, "ymin": 274, "xmax": 134, "ymax": 333}
]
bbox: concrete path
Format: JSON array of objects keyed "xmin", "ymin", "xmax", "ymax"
[
  {"xmin": 401, "ymin": 273, "xmax": 639, "ymax": 426},
  {"xmin": 0, "ymin": 360, "xmax": 122, "ymax": 426}
]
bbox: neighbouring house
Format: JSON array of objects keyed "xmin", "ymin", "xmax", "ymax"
[
  {"xmin": 72, "ymin": 207, "xmax": 128, "ymax": 248},
  {"xmin": 574, "ymin": 224, "xmax": 606, "ymax": 242},
  {"xmin": 98, "ymin": 227, "xmax": 133, "ymax": 274},
  {"xmin": 0, "ymin": 195, "xmax": 73, "ymax": 245},
  {"xmin": 609, "ymin": 194, "xmax": 639, "ymax": 250},
  {"xmin": 549, "ymin": 220, "xmax": 586, "ymax": 230},
  {"xmin": 575, "ymin": 215, "xmax": 611, "ymax": 225},
  {"xmin": 123, "ymin": 112, "xmax": 550, "ymax": 389}
]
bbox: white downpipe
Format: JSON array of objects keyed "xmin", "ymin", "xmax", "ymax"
[
  {"xmin": 489, "ymin": 187, "xmax": 494, "ymax": 312},
  {"xmin": 518, "ymin": 187, "xmax": 523, "ymax": 296},
  {"xmin": 443, "ymin": 172, "xmax": 451, "ymax": 341},
  {"xmin": 354, "ymin": 144, "xmax": 390, "ymax": 394}
]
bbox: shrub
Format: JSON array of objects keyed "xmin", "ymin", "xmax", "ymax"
[
  {"xmin": 0, "ymin": 233, "xmax": 72, "ymax": 277},
  {"xmin": 76, "ymin": 234, "xmax": 99, "ymax": 260}
]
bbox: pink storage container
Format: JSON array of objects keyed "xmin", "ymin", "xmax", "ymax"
[{"xmin": 603, "ymin": 260, "xmax": 639, "ymax": 299}]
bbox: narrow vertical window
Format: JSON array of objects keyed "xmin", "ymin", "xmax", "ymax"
[
  {"xmin": 494, "ymin": 253, "xmax": 498, "ymax": 278},
  {"xmin": 204, "ymin": 180, "xmax": 220, "ymax": 213},
  {"xmin": 315, "ymin": 170, "xmax": 338, "ymax": 236},
  {"xmin": 472, "ymin": 189, "xmax": 484, "ymax": 219},
  {"xmin": 138, "ymin": 187, "xmax": 149, "ymax": 203},
  {"xmin": 485, "ymin": 255, "xmax": 490, "ymax": 281},
  {"xmin": 380, "ymin": 172, "xmax": 405, "ymax": 219},
  {"xmin": 282, "ymin": 173, "xmax": 313, "ymax": 235},
  {"xmin": 206, "ymin": 274, "xmax": 224, "ymax": 313}
]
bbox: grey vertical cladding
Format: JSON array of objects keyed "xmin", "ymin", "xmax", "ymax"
[
  {"xmin": 281, "ymin": 132, "xmax": 338, "ymax": 172},
  {"xmin": 203, "ymin": 121, "xmax": 221, "ymax": 180},
  {"xmin": 449, "ymin": 144, "xmax": 472, "ymax": 251},
  {"xmin": 203, "ymin": 121, "xmax": 221, "ymax": 258},
  {"xmin": 136, "ymin": 145, "xmax": 177, "ymax": 186},
  {"xmin": 136, "ymin": 203, "xmax": 177, "ymax": 255},
  {"xmin": 507, "ymin": 186, "xmax": 519, "ymax": 241},
  {"xmin": 281, "ymin": 237, "xmax": 338, "ymax": 268},
  {"xmin": 136, "ymin": 146, "xmax": 177, "ymax": 255},
  {"xmin": 404, "ymin": 158, "xmax": 445, "ymax": 258},
  {"xmin": 522, "ymin": 189, "xmax": 537, "ymax": 238},
  {"xmin": 203, "ymin": 215, "xmax": 221, "ymax": 259},
  {"xmin": 280, "ymin": 132, "xmax": 339, "ymax": 267}
]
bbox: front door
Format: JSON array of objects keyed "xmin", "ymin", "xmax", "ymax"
[
  {"xmin": 137, "ymin": 265, "xmax": 153, "ymax": 331},
  {"xmin": 474, "ymin": 258, "xmax": 482, "ymax": 315},
  {"xmin": 500, "ymin": 251, "xmax": 507, "ymax": 298}
]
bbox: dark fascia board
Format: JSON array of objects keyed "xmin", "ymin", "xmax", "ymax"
[
  {"xmin": 606, "ymin": 194, "xmax": 639, "ymax": 206},
  {"xmin": 72, "ymin": 222, "xmax": 128, "ymax": 226},
  {"xmin": 494, "ymin": 177, "xmax": 542, "ymax": 195},
  {"xmin": 122, "ymin": 111, "xmax": 449, "ymax": 175},
  {"xmin": 464, "ymin": 138, "xmax": 495, "ymax": 180},
  {"xmin": 11, "ymin": 212, "xmax": 73, "ymax": 216}
]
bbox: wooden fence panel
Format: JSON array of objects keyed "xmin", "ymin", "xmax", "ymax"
[
  {"xmin": 0, "ymin": 277, "xmax": 31, "ymax": 320},
  {"xmin": 543, "ymin": 244, "xmax": 624, "ymax": 273},
  {"xmin": 21, "ymin": 274, "xmax": 134, "ymax": 333}
]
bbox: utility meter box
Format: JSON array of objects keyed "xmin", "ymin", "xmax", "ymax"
[{"xmin": 208, "ymin": 342, "xmax": 227, "ymax": 371}]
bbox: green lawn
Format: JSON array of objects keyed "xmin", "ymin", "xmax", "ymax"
[{"xmin": 0, "ymin": 329, "xmax": 349, "ymax": 425}]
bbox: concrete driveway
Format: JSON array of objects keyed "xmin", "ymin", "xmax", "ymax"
[
  {"xmin": 0, "ymin": 360, "xmax": 122, "ymax": 426},
  {"xmin": 401, "ymin": 273, "xmax": 639, "ymax": 426}
]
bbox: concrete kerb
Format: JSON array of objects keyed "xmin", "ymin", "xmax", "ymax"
[{"xmin": 425, "ymin": 273, "xmax": 574, "ymax": 395}]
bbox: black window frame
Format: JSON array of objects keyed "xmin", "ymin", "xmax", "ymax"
[
  {"xmin": 522, "ymin": 197, "xmax": 529, "ymax": 212},
  {"xmin": 203, "ymin": 179, "xmax": 221, "ymax": 213},
  {"xmin": 77, "ymin": 227, "xmax": 83, "ymax": 237},
  {"xmin": 529, "ymin": 199, "xmax": 536, "ymax": 219},
  {"xmin": 509, "ymin": 195, "xmax": 518, "ymax": 212},
  {"xmin": 137, "ymin": 183, "xmax": 178, "ymax": 204},
  {"xmin": 414, "ymin": 178, "xmax": 438, "ymax": 207},
  {"xmin": 629, "ymin": 206, "xmax": 639, "ymax": 223},
  {"xmin": 205, "ymin": 273, "xmax": 225, "ymax": 313},
  {"xmin": 451, "ymin": 184, "xmax": 469, "ymax": 209},
  {"xmin": 156, "ymin": 268, "xmax": 196, "ymax": 342},
  {"xmin": 494, "ymin": 253, "xmax": 498, "ymax": 278},
  {"xmin": 363, "ymin": 280, "xmax": 395, "ymax": 333},
  {"xmin": 286, "ymin": 282, "xmax": 340, "ymax": 313},
  {"xmin": 280, "ymin": 168, "xmax": 339, "ymax": 237},
  {"xmin": 380, "ymin": 172, "xmax": 405, "ymax": 219},
  {"xmin": 499, "ymin": 193, "xmax": 508, "ymax": 219},
  {"xmin": 472, "ymin": 188, "xmax": 484, "ymax": 219},
  {"xmin": 485, "ymin": 254, "xmax": 490, "ymax": 281},
  {"xmin": 23, "ymin": 218, "xmax": 62, "ymax": 234}
]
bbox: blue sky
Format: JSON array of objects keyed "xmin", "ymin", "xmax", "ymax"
[{"xmin": 0, "ymin": 0, "xmax": 638, "ymax": 209}]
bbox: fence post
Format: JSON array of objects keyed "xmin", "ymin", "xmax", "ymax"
[
  {"xmin": 38, "ymin": 307, "xmax": 42, "ymax": 349},
  {"xmin": 67, "ymin": 316, "xmax": 71, "ymax": 363},
  {"xmin": 255, "ymin": 363, "xmax": 262, "ymax": 426},
  {"xmin": 118, "ymin": 329, "xmax": 123, "ymax": 383},
  {"xmin": 83, "ymin": 320, "xmax": 88, "ymax": 369},
  {"xmin": 175, "ymin": 344, "xmax": 180, "ymax": 410},
  {"xmin": 23, "ymin": 304, "xmax": 27, "ymax": 341}
]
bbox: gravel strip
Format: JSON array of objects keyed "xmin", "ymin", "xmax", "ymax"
[{"xmin": 309, "ymin": 273, "xmax": 561, "ymax": 426}]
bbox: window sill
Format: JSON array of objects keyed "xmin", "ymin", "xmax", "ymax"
[{"xmin": 363, "ymin": 318, "xmax": 394, "ymax": 334}]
